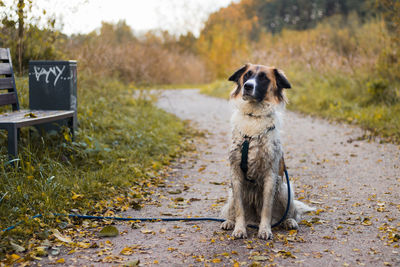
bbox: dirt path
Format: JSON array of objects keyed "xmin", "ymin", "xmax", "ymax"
[{"xmin": 53, "ymin": 89, "xmax": 399, "ymax": 266}]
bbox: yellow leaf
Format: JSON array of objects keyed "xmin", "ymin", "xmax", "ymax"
[
  {"xmin": 24, "ymin": 112, "xmax": 37, "ymax": 118},
  {"xmin": 77, "ymin": 242, "xmax": 91, "ymax": 248},
  {"xmin": 64, "ymin": 132, "xmax": 72, "ymax": 142},
  {"xmin": 56, "ymin": 258, "xmax": 65, "ymax": 263},
  {"xmin": 120, "ymin": 247, "xmax": 134, "ymax": 256},
  {"xmin": 71, "ymin": 192, "xmax": 83, "ymax": 200},
  {"xmin": 141, "ymin": 229, "xmax": 154, "ymax": 234},
  {"xmin": 211, "ymin": 258, "xmax": 221, "ymax": 263},
  {"xmin": 153, "ymin": 260, "xmax": 159, "ymax": 264},
  {"xmin": 10, "ymin": 254, "xmax": 20, "ymax": 260},
  {"xmin": 361, "ymin": 218, "xmax": 372, "ymax": 226}
]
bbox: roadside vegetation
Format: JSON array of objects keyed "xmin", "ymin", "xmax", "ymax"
[
  {"xmin": 200, "ymin": 17, "xmax": 400, "ymax": 142},
  {"xmin": 0, "ymin": 75, "xmax": 191, "ymax": 260},
  {"xmin": 199, "ymin": 1, "xmax": 400, "ymax": 143}
]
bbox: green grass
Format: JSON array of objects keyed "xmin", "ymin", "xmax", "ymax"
[
  {"xmin": 200, "ymin": 67, "xmax": 400, "ymax": 143},
  {"xmin": 0, "ymin": 75, "xmax": 190, "ymax": 259}
]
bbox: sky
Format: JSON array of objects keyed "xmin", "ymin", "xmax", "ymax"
[{"xmin": 11, "ymin": 0, "xmax": 237, "ymax": 36}]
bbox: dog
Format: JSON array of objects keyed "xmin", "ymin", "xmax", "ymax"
[{"xmin": 221, "ymin": 63, "xmax": 314, "ymax": 240}]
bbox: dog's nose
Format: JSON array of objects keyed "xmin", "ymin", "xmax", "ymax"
[{"xmin": 244, "ymin": 82, "xmax": 253, "ymax": 91}]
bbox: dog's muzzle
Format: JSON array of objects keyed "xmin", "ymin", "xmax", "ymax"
[{"xmin": 242, "ymin": 80, "xmax": 256, "ymax": 100}]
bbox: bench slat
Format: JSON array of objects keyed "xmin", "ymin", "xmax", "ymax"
[
  {"xmin": 0, "ymin": 48, "xmax": 9, "ymax": 60},
  {"xmin": 0, "ymin": 92, "xmax": 17, "ymax": 106},
  {"xmin": 0, "ymin": 110, "xmax": 75, "ymax": 128},
  {"xmin": 0, "ymin": 78, "xmax": 14, "ymax": 90},
  {"xmin": 0, "ymin": 63, "xmax": 12, "ymax": 75}
]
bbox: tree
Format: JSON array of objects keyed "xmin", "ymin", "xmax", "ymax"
[{"xmin": 0, "ymin": 0, "xmax": 60, "ymax": 74}]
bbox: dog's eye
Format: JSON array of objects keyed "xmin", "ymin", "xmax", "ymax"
[{"xmin": 244, "ymin": 71, "xmax": 253, "ymax": 80}]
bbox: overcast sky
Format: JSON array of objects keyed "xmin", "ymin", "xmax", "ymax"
[{"xmin": 11, "ymin": 0, "xmax": 237, "ymax": 36}]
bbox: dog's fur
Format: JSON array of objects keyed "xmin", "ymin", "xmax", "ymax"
[{"xmin": 221, "ymin": 63, "xmax": 314, "ymax": 240}]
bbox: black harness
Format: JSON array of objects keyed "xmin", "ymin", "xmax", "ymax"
[
  {"xmin": 238, "ymin": 124, "xmax": 291, "ymax": 228},
  {"xmin": 240, "ymin": 125, "xmax": 275, "ymax": 183}
]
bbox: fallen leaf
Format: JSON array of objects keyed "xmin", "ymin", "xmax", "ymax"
[
  {"xmin": 24, "ymin": 112, "xmax": 37, "ymax": 118},
  {"xmin": 99, "ymin": 226, "xmax": 119, "ymax": 237},
  {"xmin": 56, "ymin": 258, "xmax": 65, "ymax": 264},
  {"xmin": 141, "ymin": 229, "xmax": 154, "ymax": 234},
  {"xmin": 168, "ymin": 189, "xmax": 182, "ymax": 194},
  {"xmin": 52, "ymin": 229, "xmax": 72, "ymax": 243},
  {"xmin": 71, "ymin": 192, "xmax": 83, "ymax": 200},
  {"xmin": 209, "ymin": 181, "xmax": 225, "ymax": 185},
  {"xmin": 34, "ymin": 246, "xmax": 48, "ymax": 257},
  {"xmin": 10, "ymin": 254, "xmax": 20, "ymax": 261},
  {"xmin": 252, "ymin": 256, "xmax": 269, "ymax": 261},
  {"xmin": 361, "ymin": 218, "xmax": 372, "ymax": 226},
  {"xmin": 10, "ymin": 241, "xmax": 25, "ymax": 253},
  {"xmin": 123, "ymin": 259, "xmax": 140, "ymax": 267},
  {"xmin": 120, "ymin": 247, "xmax": 134, "ymax": 256}
]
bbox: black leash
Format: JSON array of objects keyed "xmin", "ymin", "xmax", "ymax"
[{"xmin": 239, "ymin": 126, "xmax": 291, "ymax": 228}]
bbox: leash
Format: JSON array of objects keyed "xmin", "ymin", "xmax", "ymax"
[
  {"xmin": 240, "ymin": 127, "xmax": 291, "ymax": 228},
  {"xmin": 1, "ymin": 168, "xmax": 291, "ymax": 233},
  {"xmin": 1, "ymin": 168, "xmax": 292, "ymax": 233},
  {"xmin": 2, "ymin": 128, "xmax": 292, "ymax": 232},
  {"xmin": 1, "ymin": 169, "xmax": 291, "ymax": 233},
  {"xmin": 0, "ymin": 168, "xmax": 290, "ymax": 232}
]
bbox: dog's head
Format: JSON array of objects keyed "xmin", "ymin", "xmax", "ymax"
[{"xmin": 228, "ymin": 63, "xmax": 291, "ymax": 104}]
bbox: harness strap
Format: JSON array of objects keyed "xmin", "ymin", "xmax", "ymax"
[
  {"xmin": 240, "ymin": 125, "xmax": 275, "ymax": 183},
  {"xmin": 238, "ymin": 125, "xmax": 291, "ymax": 227}
]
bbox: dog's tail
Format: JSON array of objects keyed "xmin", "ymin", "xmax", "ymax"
[{"xmin": 293, "ymin": 200, "xmax": 315, "ymax": 221}]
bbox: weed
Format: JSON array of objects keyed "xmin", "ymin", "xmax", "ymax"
[{"xmin": 0, "ymin": 75, "xmax": 190, "ymax": 258}]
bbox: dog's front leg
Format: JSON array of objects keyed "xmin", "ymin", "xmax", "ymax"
[
  {"xmin": 258, "ymin": 171, "xmax": 275, "ymax": 240},
  {"xmin": 231, "ymin": 174, "xmax": 247, "ymax": 239}
]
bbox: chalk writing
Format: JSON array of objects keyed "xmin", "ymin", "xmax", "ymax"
[{"xmin": 33, "ymin": 66, "xmax": 66, "ymax": 86}]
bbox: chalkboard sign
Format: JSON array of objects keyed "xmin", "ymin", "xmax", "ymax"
[{"xmin": 28, "ymin": 60, "xmax": 77, "ymax": 132}]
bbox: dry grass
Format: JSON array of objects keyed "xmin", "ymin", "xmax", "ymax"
[
  {"xmin": 63, "ymin": 32, "xmax": 210, "ymax": 86},
  {"xmin": 201, "ymin": 18, "xmax": 400, "ymax": 142}
]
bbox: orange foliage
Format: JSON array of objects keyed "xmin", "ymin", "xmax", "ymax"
[{"xmin": 196, "ymin": 0, "xmax": 259, "ymax": 78}]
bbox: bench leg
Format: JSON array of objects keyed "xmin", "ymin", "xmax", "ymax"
[{"xmin": 7, "ymin": 126, "xmax": 18, "ymax": 158}]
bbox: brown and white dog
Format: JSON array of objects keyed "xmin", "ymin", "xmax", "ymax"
[{"xmin": 221, "ymin": 63, "xmax": 314, "ymax": 240}]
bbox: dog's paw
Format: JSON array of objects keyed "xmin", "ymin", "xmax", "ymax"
[
  {"xmin": 221, "ymin": 220, "xmax": 235, "ymax": 230},
  {"xmin": 282, "ymin": 218, "xmax": 298, "ymax": 230},
  {"xmin": 232, "ymin": 227, "xmax": 247, "ymax": 239},
  {"xmin": 257, "ymin": 227, "xmax": 273, "ymax": 240}
]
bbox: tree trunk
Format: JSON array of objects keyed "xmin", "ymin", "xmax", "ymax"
[{"xmin": 17, "ymin": 0, "xmax": 24, "ymax": 74}]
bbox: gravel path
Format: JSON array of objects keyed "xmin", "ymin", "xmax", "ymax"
[{"xmin": 54, "ymin": 89, "xmax": 400, "ymax": 266}]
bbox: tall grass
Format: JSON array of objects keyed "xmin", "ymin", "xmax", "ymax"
[
  {"xmin": 61, "ymin": 22, "xmax": 211, "ymax": 86},
  {"xmin": 0, "ymin": 74, "xmax": 190, "ymax": 258},
  {"xmin": 201, "ymin": 18, "xmax": 400, "ymax": 142}
]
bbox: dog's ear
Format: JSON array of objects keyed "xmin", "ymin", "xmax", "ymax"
[
  {"xmin": 274, "ymin": 68, "xmax": 291, "ymax": 89},
  {"xmin": 228, "ymin": 64, "xmax": 249, "ymax": 83}
]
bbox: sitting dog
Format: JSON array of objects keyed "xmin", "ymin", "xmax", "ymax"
[{"xmin": 221, "ymin": 63, "xmax": 314, "ymax": 240}]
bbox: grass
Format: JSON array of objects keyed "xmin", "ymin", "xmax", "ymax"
[
  {"xmin": 0, "ymin": 74, "xmax": 190, "ymax": 259},
  {"xmin": 200, "ymin": 66, "xmax": 400, "ymax": 143}
]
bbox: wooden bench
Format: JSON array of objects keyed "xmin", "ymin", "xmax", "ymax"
[{"xmin": 0, "ymin": 48, "xmax": 76, "ymax": 158}]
